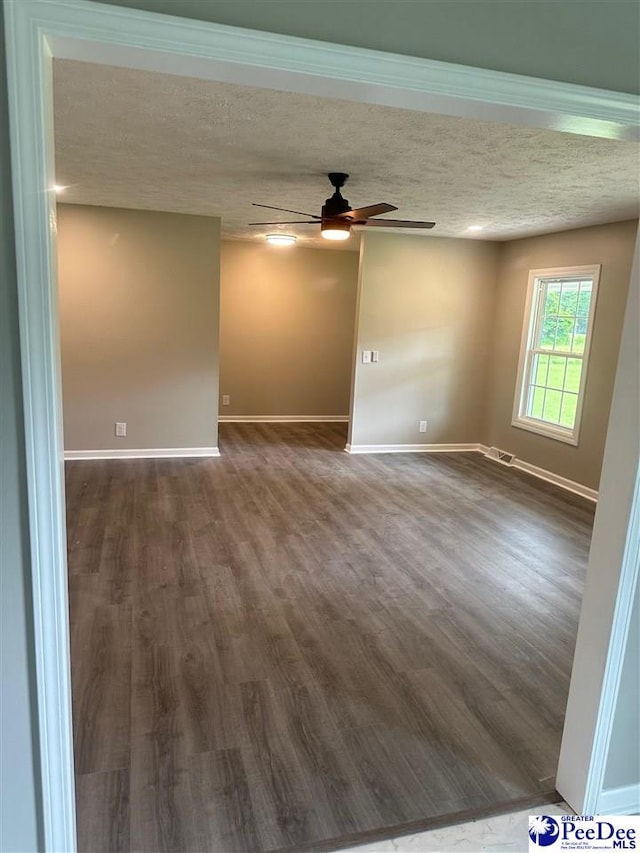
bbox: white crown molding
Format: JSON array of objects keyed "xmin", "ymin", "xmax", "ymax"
[
  {"xmin": 219, "ymin": 415, "xmax": 348, "ymax": 423},
  {"xmin": 64, "ymin": 447, "xmax": 220, "ymax": 460},
  {"xmin": 596, "ymin": 784, "xmax": 640, "ymax": 816},
  {"xmin": 345, "ymin": 443, "xmax": 488, "ymax": 454},
  {"xmin": 512, "ymin": 458, "xmax": 598, "ymax": 502},
  {"xmin": 36, "ymin": 0, "xmax": 640, "ymax": 141}
]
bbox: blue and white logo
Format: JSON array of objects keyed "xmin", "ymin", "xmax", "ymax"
[
  {"xmin": 529, "ymin": 814, "xmax": 639, "ymax": 851},
  {"xmin": 529, "ymin": 816, "xmax": 560, "ymax": 847}
]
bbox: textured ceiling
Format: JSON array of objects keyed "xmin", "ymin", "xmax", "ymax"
[{"xmin": 52, "ymin": 59, "xmax": 639, "ymax": 250}]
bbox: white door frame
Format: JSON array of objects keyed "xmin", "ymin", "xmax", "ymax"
[{"xmin": 4, "ymin": 1, "xmax": 639, "ymax": 849}]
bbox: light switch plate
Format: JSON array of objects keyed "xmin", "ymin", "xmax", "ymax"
[{"xmin": 362, "ymin": 350, "xmax": 372, "ymax": 364}]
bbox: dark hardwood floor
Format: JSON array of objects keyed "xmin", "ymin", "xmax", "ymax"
[{"xmin": 66, "ymin": 423, "xmax": 594, "ymax": 852}]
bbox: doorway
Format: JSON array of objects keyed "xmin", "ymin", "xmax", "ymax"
[{"xmin": 4, "ymin": 2, "xmax": 639, "ymax": 849}]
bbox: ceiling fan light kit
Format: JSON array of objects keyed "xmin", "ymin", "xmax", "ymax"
[
  {"xmin": 250, "ymin": 173, "xmax": 436, "ymax": 241},
  {"xmin": 321, "ymin": 221, "xmax": 351, "ymax": 240}
]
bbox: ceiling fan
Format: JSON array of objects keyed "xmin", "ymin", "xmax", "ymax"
[{"xmin": 249, "ymin": 172, "xmax": 436, "ymax": 241}]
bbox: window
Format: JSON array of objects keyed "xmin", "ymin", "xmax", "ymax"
[{"xmin": 513, "ymin": 265, "xmax": 600, "ymax": 445}]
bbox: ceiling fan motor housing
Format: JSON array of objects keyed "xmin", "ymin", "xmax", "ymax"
[
  {"xmin": 323, "ymin": 172, "xmax": 351, "ymax": 218},
  {"xmin": 322, "ymin": 194, "xmax": 350, "ymax": 217}
]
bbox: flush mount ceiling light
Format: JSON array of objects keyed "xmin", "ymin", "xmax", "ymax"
[
  {"xmin": 467, "ymin": 225, "xmax": 484, "ymax": 232},
  {"xmin": 265, "ymin": 233, "xmax": 297, "ymax": 246},
  {"xmin": 53, "ymin": 184, "xmax": 67, "ymax": 194}
]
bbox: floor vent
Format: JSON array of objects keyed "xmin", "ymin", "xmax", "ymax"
[{"xmin": 485, "ymin": 446, "xmax": 516, "ymax": 466}]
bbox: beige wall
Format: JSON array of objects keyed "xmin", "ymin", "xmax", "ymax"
[
  {"xmin": 58, "ymin": 204, "xmax": 221, "ymax": 451},
  {"xmin": 486, "ymin": 220, "xmax": 637, "ymax": 490},
  {"xmin": 349, "ymin": 232, "xmax": 500, "ymax": 447},
  {"xmin": 219, "ymin": 241, "xmax": 359, "ymax": 416}
]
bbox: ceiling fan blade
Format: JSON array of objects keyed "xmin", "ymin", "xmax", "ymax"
[
  {"xmin": 334, "ymin": 203, "xmax": 398, "ymax": 220},
  {"xmin": 358, "ymin": 218, "xmax": 436, "ymax": 229},
  {"xmin": 252, "ymin": 203, "xmax": 320, "ymax": 218},
  {"xmin": 248, "ymin": 220, "xmax": 320, "ymax": 225}
]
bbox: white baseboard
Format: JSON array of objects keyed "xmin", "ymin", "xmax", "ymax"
[
  {"xmin": 345, "ymin": 442, "xmax": 488, "ymax": 454},
  {"xmin": 218, "ymin": 415, "xmax": 349, "ymax": 423},
  {"xmin": 511, "ymin": 458, "xmax": 598, "ymax": 502},
  {"xmin": 597, "ymin": 784, "xmax": 640, "ymax": 815},
  {"xmin": 345, "ymin": 442, "xmax": 598, "ymax": 501},
  {"xmin": 64, "ymin": 447, "xmax": 220, "ymax": 460}
]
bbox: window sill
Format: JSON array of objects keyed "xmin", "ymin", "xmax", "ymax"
[{"xmin": 511, "ymin": 416, "xmax": 579, "ymax": 446}]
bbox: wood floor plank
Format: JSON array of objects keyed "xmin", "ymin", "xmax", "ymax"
[
  {"xmin": 238, "ymin": 679, "xmax": 317, "ymax": 850},
  {"xmin": 404, "ymin": 666, "xmax": 541, "ymax": 800},
  {"xmin": 75, "ymin": 769, "xmax": 130, "ymax": 853},
  {"xmin": 72, "ymin": 602, "xmax": 131, "ymax": 775},
  {"xmin": 66, "ymin": 505, "xmax": 108, "ymax": 575},
  {"xmin": 66, "ymin": 423, "xmax": 593, "ymax": 852},
  {"xmin": 128, "ymin": 730, "xmax": 196, "ymax": 853},
  {"xmin": 272, "ymin": 683, "xmax": 379, "ymax": 836},
  {"xmin": 341, "ymin": 724, "xmax": 441, "ymax": 825},
  {"xmin": 173, "ymin": 595, "xmax": 242, "ymax": 754},
  {"xmin": 129, "ymin": 641, "xmax": 197, "ymax": 853},
  {"xmin": 189, "ymin": 747, "xmax": 262, "ymax": 853}
]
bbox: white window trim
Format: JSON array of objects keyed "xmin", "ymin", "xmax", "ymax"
[{"xmin": 512, "ymin": 264, "xmax": 601, "ymax": 445}]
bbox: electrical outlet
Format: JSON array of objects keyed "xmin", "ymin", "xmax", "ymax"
[
  {"xmin": 419, "ymin": 420, "xmax": 428, "ymax": 433},
  {"xmin": 362, "ymin": 350, "xmax": 372, "ymax": 364},
  {"xmin": 115, "ymin": 422, "xmax": 127, "ymax": 437},
  {"xmin": 222, "ymin": 394, "xmax": 230, "ymax": 406}
]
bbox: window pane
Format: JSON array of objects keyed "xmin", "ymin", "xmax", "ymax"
[
  {"xmin": 572, "ymin": 327, "xmax": 587, "ymax": 353},
  {"xmin": 552, "ymin": 318, "xmax": 576, "ymax": 352},
  {"xmin": 560, "ymin": 393, "xmax": 578, "ymax": 429},
  {"xmin": 544, "ymin": 282, "xmax": 561, "ymax": 315},
  {"xmin": 558, "ymin": 282, "xmax": 580, "ymax": 316},
  {"xmin": 565, "ymin": 358, "xmax": 583, "ymax": 393},
  {"xmin": 539, "ymin": 313, "xmax": 558, "ymax": 348},
  {"xmin": 576, "ymin": 283, "xmax": 593, "ymax": 316},
  {"xmin": 533, "ymin": 353, "xmax": 549, "ymax": 385},
  {"xmin": 528, "ymin": 386, "xmax": 546, "ymax": 420},
  {"xmin": 543, "ymin": 389, "xmax": 562, "ymax": 424},
  {"xmin": 547, "ymin": 356, "xmax": 568, "ymax": 390}
]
